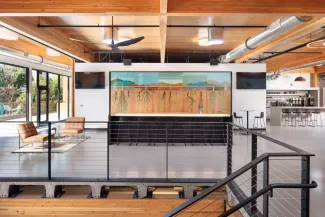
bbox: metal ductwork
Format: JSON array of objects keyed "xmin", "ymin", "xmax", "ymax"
[
  {"xmin": 276, "ymin": 61, "xmax": 325, "ymax": 74},
  {"xmin": 267, "ymin": 60, "xmax": 325, "ymax": 80},
  {"xmin": 0, "ymin": 44, "xmax": 72, "ymax": 71},
  {"xmin": 219, "ymin": 16, "xmax": 312, "ymax": 63}
]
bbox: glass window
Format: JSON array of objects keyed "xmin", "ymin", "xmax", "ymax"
[
  {"xmin": 0, "ymin": 63, "xmax": 28, "ymax": 121},
  {"xmin": 60, "ymin": 76, "xmax": 69, "ymax": 120},
  {"xmin": 31, "ymin": 70, "xmax": 37, "ymax": 121},
  {"xmin": 48, "ymin": 73, "xmax": 59, "ymax": 121}
]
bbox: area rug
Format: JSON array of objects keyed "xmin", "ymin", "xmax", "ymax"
[{"xmin": 12, "ymin": 136, "xmax": 89, "ymax": 153}]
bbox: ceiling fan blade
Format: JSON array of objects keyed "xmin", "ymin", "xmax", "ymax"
[
  {"xmin": 69, "ymin": 38, "xmax": 105, "ymax": 45},
  {"xmin": 114, "ymin": 36, "xmax": 145, "ymax": 47}
]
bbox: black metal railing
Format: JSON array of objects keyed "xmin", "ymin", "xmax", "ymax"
[
  {"xmin": 0, "ymin": 120, "xmax": 316, "ymax": 216},
  {"xmin": 162, "ymin": 123, "xmax": 316, "ymax": 217},
  {"xmin": 0, "ymin": 120, "xmax": 229, "ymax": 181}
]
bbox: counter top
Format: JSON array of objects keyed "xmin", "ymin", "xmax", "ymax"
[
  {"xmin": 271, "ymin": 106, "xmax": 325, "ymax": 110},
  {"xmin": 111, "ymin": 113, "xmax": 231, "ymax": 117}
]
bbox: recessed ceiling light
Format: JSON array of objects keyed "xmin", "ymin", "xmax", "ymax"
[
  {"xmin": 0, "ymin": 27, "xmax": 18, "ymax": 40},
  {"xmin": 46, "ymin": 48, "xmax": 60, "ymax": 57}
]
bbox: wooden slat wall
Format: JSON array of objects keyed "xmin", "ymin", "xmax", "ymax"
[{"xmin": 110, "ymin": 88, "xmax": 231, "ymax": 115}]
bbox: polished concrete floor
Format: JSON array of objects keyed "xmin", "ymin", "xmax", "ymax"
[{"xmin": 0, "ymin": 123, "xmax": 324, "ymax": 216}]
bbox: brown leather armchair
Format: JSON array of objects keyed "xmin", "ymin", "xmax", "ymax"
[
  {"xmin": 17, "ymin": 122, "xmax": 53, "ymax": 150},
  {"xmin": 59, "ymin": 117, "xmax": 85, "ymax": 138}
]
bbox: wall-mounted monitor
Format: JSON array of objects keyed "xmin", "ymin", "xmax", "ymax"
[
  {"xmin": 76, "ymin": 72, "xmax": 105, "ymax": 89},
  {"xmin": 236, "ymin": 72, "xmax": 266, "ymax": 89}
]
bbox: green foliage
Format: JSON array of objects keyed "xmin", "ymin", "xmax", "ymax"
[{"xmin": 0, "ymin": 64, "xmax": 64, "ymax": 111}]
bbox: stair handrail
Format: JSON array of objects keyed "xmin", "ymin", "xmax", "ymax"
[
  {"xmin": 162, "ymin": 152, "xmax": 314, "ymax": 217},
  {"xmin": 219, "ymin": 181, "xmax": 318, "ymax": 217}
]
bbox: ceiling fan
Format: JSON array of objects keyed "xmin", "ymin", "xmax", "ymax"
[{"xmin": 69, "ymin": 17, "xmax": 145, "ymax": 52}]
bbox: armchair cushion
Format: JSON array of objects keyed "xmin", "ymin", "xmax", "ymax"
[
  {"xmin": 17, "ymin": 122, "xmax": 38, "ymax": 140},
  {"xmin": 23, "ymin": 134, "xmax": 50, "ymax": 143},
  {"xmin": 65, "ymin": 117, "xmax": 85, "ymax": 129},
  {"xmin": 60, "ymin": 128, "xmax": 84, "ymax": 135}
]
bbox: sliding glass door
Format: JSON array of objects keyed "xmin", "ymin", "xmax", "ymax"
[
  {"xmin": 0, "ymin": 63, "xmax": 28, "ymax": 121},
  {"xmin": 37, "ymin": 71, "xmax": 49, "ymax": 124},
  {"xmin": 32, "ymin": 70, "xmax": 70, "ymax": 125}
]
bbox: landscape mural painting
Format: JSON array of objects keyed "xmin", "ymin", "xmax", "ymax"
[{"xmin": 110, "ymin": 72, "xmax": 231, "ymax": 115}]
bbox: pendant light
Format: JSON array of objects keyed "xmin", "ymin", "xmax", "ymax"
[
  {"xmin": 294, "ymin": 69, "xmax": 306, "ymax": 82},
  {"xmin": 198, "ymin": 28, "xmax": 224, "ymax": 46},
  {"xmin": 0, "ymin": 27, "xmax": 18, "ymax": 40},
  {"xmin": 208, "ymin": 27, "xmax": 224, "ymax": 45}
]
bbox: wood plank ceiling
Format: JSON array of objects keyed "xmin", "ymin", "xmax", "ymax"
[
  {"xmin": 0, "ymin": 0, "xmax": 325, "ymax": 70},
  {"xmin": 0, "ymin": 0, "xmax": 324, "ymax": 14},
  {"xmin": 40, "ymin": 14, "xmax": 280, "ymax": 60}
]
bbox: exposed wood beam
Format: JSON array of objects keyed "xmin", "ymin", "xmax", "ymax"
[
  {"xmin": 0, "ymin": 17, "xmax": 95, "ymax": 62},
  {"xmin": 167, "ymin": 0, "xmax": 325, "ymax": 15},
  {"xmin": 160, "ymin": 0, "xmax": 168, "ymax": 14},
  {"xmin": 159, "ymin": 0, "xmax": 168, "ymax": 63},
  {"xmin": 266, "ymin": 47, "xmax": 325, "ymax": 72},
  {"xmin": 0, "ymin": 0, "xmax": 159, "ymax": 13},
  {"xmin": 0, "ymin": 37, "xmax": 73, "ymax": 66},
  {"xmin": 315, "ymin": 66, "xmax": 325, "ymax": 73},
  {"xmin": 1, "ymin": 0, "xmax": 325, "ymax": 15},
  {"xmin": 159, "ymin": 17, "xmax": 167, "ymax": 63},
  {"xmin": 235, "ymin": 17, "xmax": 325, "ymax": 63}
]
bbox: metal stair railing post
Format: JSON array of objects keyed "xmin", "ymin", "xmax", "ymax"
[
  {"xmin": 301, "ymin": 155, "xmax": 311, "ymax": 217},
  {"xmin": 227, "ymin": 123, "xmax": 233, "ymax": 176},
  {"xmin": 107, "ymin": 121, "xmax": 110, "ymax": 181},
  {"xmin": 48, "ymin": 121, "xmax": 52, "ymax": 180},
  {"xmin": 219, "ymin": 182, "xmax": 318, "ymax": 217},
  {"xmin": 251, "ymin": 133, "xmax": 258, "ymax": 214},
  {"xmin": 263, "ymin": 156, "xmax": 270, "ymax": 217},
  {"xmin": 166, "ymin": 123, "xmax": 169, "ymax": 181}
]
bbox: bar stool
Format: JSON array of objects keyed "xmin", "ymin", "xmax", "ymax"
[
  {"xmin": 313, "ymin": 109, "xmax": 323, "ymax": 127},
  {"xmin": 292, "ymin": 109, "xmax": 304, "ymax": 127},
  {"xmin": 233, "ymin": 112, "xmax": 244, "ymax": 127},
  {"xmin": 233, "ymin": 112, "xmax": 244, "ymax": 134},
  {"xmin": 282, "ymin": 109, "xmax": 292, "ymax": 127},
  {"xmin": 253, "ymin": 112, "xmax": 266, "ymax": 134},
  {"xmin": 304, "ymin": 109, "xmax": 315, "ymax": 127}
]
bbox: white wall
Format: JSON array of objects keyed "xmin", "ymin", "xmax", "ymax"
[
  {"xmin": 75, "ymin": 63, "xmax": 266, "ymax": 128},
  {"xmin": 267, "ymin": 73, "xmax": 310, "ymax": 90}
]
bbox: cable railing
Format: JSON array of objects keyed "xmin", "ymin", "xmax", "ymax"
[
  {"xmin": 0, "ymin": 120, "xmax": 229, "ymax": 181},
  {"xmin": 0, "ymin": 120, "xmax": 316, "ymax": 216},
  {"xmin": 162, "ymin": 123, "xmax": 316, "ymax": 217}
]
